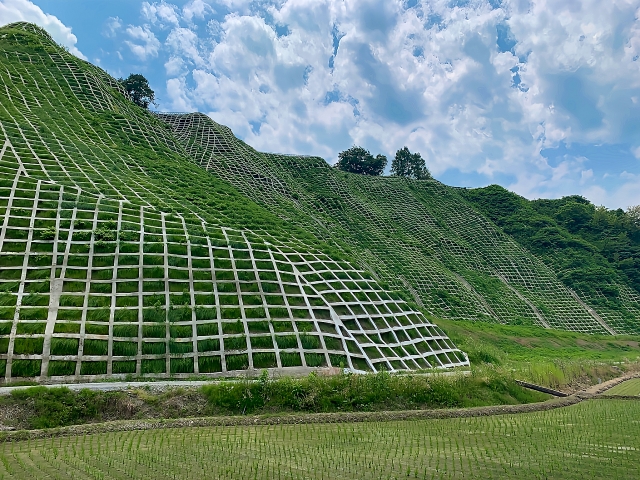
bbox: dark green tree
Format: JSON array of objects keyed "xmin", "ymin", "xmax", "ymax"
[
  {"xmin": 391, "ymin": 146, "xmax": 431, "ymax": 179},
  {"xmin": 627, "ymin": 205, "xmax": 640, "ymax": 227},
  {"xmin": 555, "ymin": 201, "xmax": 594, "ymax": 233},
  {"xmin": 391, "ymin": 146, "xmax": 412, "ymax": 177},
  {"xmin": 119, "ymin": 74, "xmax": 156, "ymax": 109},
  {"xmin": 336, "ymin": 146, "xmax": 387, "ymax": 176}
]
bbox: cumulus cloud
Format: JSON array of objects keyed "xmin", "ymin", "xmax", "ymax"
[
  {"xmin": 142, "ymin": 1, "xmax": 180, "ymax": 27},
  {"xmin": 183, "ymin": 0, "xmax": 213, "ymax": 22},
  {"xmin": 115, "ymin": 0, "xmax": 640, "ymax": 207},
  {"xmin": 124, "ymin": 25, "xmax": 161, "ymax": 60},
  {"xmin": 166, "ymin": 76, "xmax": 195, "ymax": 111},
  {"xmin": 166, "ymin": 27, "xmax": 205, "ymax": 67},
  {"xmin": 0, "ymin": 0, "xmax": 85, "ymax": 58},
  {"xmin": 103, "ymin": 16, "xmax": 122, "ymax": 38}
]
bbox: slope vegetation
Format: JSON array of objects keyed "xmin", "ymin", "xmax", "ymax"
[
  {"xmin": 0, "ymin": 22, "xmax": 466, "ymax": 382},
  {"xmin": 158, "ymin": 114, "xmax": 634, "ymax": 334},
  {"xmin": 461, "ymin": 185, "xmax": 640, "ymax": 333},
  {"xmin": 0, "ymin": 22, "xmax": 637, "ymax": 383}
]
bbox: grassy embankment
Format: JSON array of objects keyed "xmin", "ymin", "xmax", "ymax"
[
  {"xmin": 439, "ymin": 317, "xmax": 640, "ymax": 388},
  {"xmin": 0, "ymin": 370, "xmax": 546, "ymax": 431},
  {"xmin": 2, "ymin": 318, "xmax": 639, "ymax": 431}
]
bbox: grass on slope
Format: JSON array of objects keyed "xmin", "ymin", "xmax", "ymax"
[
  {"xmin": 0, "ymin": 23, "xmax": 337, "ymax": 251},
  {"xmin": 160, "ymin": 113, "xmax": 625, "ymax": 333},
  {"xmin": 438, "ymin": 318, "xmax": 640, "ymax": 388},
  {"xmin": 440, "ymin": 318, "xmax": 640, "ymax": 362},
  {"xmin": 1, "ymin": 23, "xmax": 469, "ymax": 380},
  {"xmin": 460, "ymin": 185, "xmax": 640, "ymax": 330},
  {"xmin": 0, "ymin": 400, "xmax": 636, "ymax": 480}
]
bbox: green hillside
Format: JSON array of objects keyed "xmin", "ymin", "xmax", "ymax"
[
  {"xmin": 0, "ymin": 22, "xmax": 466, "ymax": 382},
  {"xmin": 460, "ymin": 186, "xmax": 640, "ymax": 333},
  {"xmin": 158, "ymin": 114, "xmax": 637, "ymax": 334},
  {"xmin": 0, "ymin": 22, "xmax": 638, "ymax": 383}
]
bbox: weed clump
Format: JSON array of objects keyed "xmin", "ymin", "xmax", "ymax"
[{"xmin": 200, "ymin": 370, "xmax": 547, "ymax": 415}]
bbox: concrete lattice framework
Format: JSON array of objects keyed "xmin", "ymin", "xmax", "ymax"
[
  {"xmin": 0, "ymin": 153, "xmax": 467, "ymax": 381},
  {"xmin": 0, "ymin": 22, "xmax": 467, "ymax": 382},
  {"xmin": 158, "ymin": 113, "xmax": 640, "ymax": 335}
]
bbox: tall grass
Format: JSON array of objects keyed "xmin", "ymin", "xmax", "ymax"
[
  {"xmin": 199, "ymin": 355, "xmax": 222, "ymax": 373},
  {"xmin": 170, "ymin": 357, "xmax": 194, "ymax": 374},
  {"xmin": 141, "ymin": 359, "xmax": 165, "ymax": 374},
  {"xmin": 112, "ymin": 361, "xmax": 136, "ymax": 374},
  {"xmin": 47, "ymin": 361, "xmax": 75, "ymax": 376},
  {"xmin": 226, "ymin": 354, "xmax": 249, "ymax": 371},
  {"xmin": 80, "ymin": 361, "xmax": 107, "ymax": 375},
  {"xmin": 200, "ymin": 370, "xmax": 547, "ymax": 415},
  {"xmin": 50, "ymin": 338, "xmax": 79, "ymax": 356},
  {"xmin": 11, "ymin": 359, "xmax": 41, "ymax": 377},
  {"xmin": 82, "ymin": 339, "xmax": 108, "ymax": 356},
  {"xmin": 13, "ymin": 337, "xmax": 44, "ymax": 355}
]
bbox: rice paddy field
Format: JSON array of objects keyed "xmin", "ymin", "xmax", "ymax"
[
  {"xmin": 0, "ymin": 399, "xmax": 637, "ymax": 479},
  {"xmin": 605, "ymin": 379, "xmax": 640, "ymax": 396}
]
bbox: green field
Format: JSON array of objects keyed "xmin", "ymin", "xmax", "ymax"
[
  {"xmin": 0, "ymin": 400, "xmax": 636, "ymax": 479},
  {"xmin": 605, "ymin": 379, "xmax": 640, "ymax": 396},
  {"xmin": 440, "ymin": 318, "xmax": 640, "ymax": 362}
]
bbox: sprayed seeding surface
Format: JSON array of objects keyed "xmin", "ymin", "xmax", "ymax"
[
  {"xmin": 0, "ymin": 400, "xmax": 637, "ymax": 479},
  {"xmin": 0, "ymin": 23, "xmax": 467, "ymax": 382}
]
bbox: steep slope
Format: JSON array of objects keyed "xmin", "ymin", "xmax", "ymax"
[
  {"xmin": 460, "ymin": 185, "xmax": 640, "ymax": 333},
  {"xmin": 158, "ymin": 114, "xmax": 633, "ymax": 334},
  {"xmin": 1, "ymin": 21, "xmax": 637, "ymax": 383},
  {"xmin": 0, "ymin": 22, "xmax": 467, "ymax": 382}
]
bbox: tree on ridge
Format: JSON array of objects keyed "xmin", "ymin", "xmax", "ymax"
[
  {"xmin": 336, "ymin": 146, "xmax": 387, "ymax": 176},
  {"xmin": 627, "ymin": 205, "xmax": 640, "ymax": 226},
  {"xmin": 119, "ymin": 74, "xmax": 156, "ymax": 109},
  {"xmin": 391, "ymin": 146, "xmax": 431, "ymax": 180}
]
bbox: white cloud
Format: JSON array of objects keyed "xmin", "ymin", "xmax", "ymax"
[
  {"xmin": 103, "ymin": 16, "xmax": 122, "ymax": 38},
  {"xmin": 633, "ymin": 146, "xmax": 640, "ymax": 159},
  {"xmin": 122, "ymin": 0, "xmax": 640, "ymax": 208},
  {"xmin": 166, "ymin": 76, "xmax": 195, "ymax": 111},
  {"xmin": 0, "ymin": 0, "xmax": 85, "ymax": 58},
  {"xmin": 581, "ymin": 169, "xmax": 594, "ymax": 182},
  {"xmin": 621, "ymin": 171, "xmax": 640, "ymax": 180},
  {"xmin": 603, "ymin": 180, "xmax": 640, "ymax": 209},
  {"xmin": 142, "ymin": 1, "xmax": 180, "ymax": 27},
  {"xmin": 165, "ymin": 56, "xmax": 185, "ymax": 76},
  {"xmin": 166, "ymin": 27, "xmax": 205, "ymax": 67},
  {"xmin": 183, "ymin": 0, "xmax": 212, "ymax": 22},
  {"xmin": 124, "ymin": 25, "xmax": 160, "ymax": 60}
]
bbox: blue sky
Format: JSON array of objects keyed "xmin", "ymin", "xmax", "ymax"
[{"xmin": 2, "ymin": 0, "xmax": 640, "ymax": 209}]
